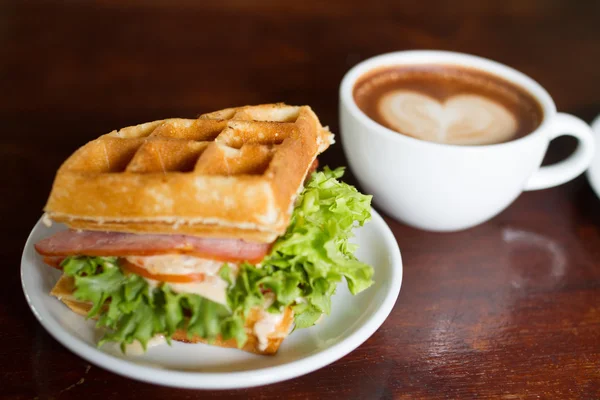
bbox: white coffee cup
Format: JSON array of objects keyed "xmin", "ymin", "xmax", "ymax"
[{"xmin": 340, "ymin": 50, "xmax": 595, "ymax": 231}]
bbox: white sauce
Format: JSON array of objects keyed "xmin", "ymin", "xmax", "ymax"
[
  {"xmin": 263, "ymin": 292, "xmax": 276, "ymax": 308},
  {"xmin": 122, "ymin": 335, "xmax": 166, "ymax": 356},
  {"xmin": 126, "ymin": 255, "xmax": 237, "ymax": 276},
  {"xmin": 253, "ymin": 309, "xmax": 284, "ymax": 351},
  {"xmin": 42, "ymin": 213, "xmax": 53, "ymax": 227},
  {"xmin": 127, "ymin": 255, "xmax": 235, "ymax": 306},
  {"xmin": 143, "ymin": 275, "xmax": 229, "ymax": 306}
]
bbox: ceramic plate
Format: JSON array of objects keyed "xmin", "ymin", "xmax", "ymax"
[
  {"xmin": 586, "ymin": 115, "xmax": 600, "ymax": 199},
  {"xmin": 21, "ymin": 208, "xmax": 402, "ymax": 389}
]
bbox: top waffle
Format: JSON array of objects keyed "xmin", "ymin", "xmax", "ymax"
[{"xmin": 44, "ymin": 104, "xmax": 334, "ymax": 243}]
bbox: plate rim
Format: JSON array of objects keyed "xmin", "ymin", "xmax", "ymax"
[{"xmin": 21, "ymin": 208, "xmax": 402, "ymax": 389}]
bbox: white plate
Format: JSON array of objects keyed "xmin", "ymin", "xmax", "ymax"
[
  {"xmin": 21, "ymin": 208, "xmax": 402, "ymax": 389},
  {"xmin": 586, "ymin": 115, "xmax": 600, "ymax": 199}
]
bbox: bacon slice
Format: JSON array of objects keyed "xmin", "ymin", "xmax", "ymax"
[{"xmin": 35, "ymin": 230, "xmax": 271, "ymax": 263}]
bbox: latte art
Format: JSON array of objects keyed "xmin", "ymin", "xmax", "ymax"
[
  {"xmin": 379, "ymin": 91, "xmax": 518, "ymax": 145},
  {"xmin": 353, "ymin": 65, "xmax": 543, "ymax": 146}
]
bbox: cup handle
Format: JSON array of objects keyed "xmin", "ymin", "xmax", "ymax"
[{"xmin": 524, "ymin": 113, "xmax": 596, "ymax": 191}]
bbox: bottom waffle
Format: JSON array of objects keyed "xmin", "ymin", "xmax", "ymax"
[{"xmin": 51, "ymin": 275, "xmax": 294, "ymax": 355}]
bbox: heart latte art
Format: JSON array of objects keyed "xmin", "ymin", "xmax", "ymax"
[{"xmin": 379, "ymin": 91, "xmax": 518, "ymax": 145}]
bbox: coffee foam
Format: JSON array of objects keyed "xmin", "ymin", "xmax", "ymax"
[
  {"xmin": 353, "ymin": 65, "xmax": 543, "ymax": 146},
  {"xmin": 379, "ymin": 90, "xmax": 518, "ymax": 145}
]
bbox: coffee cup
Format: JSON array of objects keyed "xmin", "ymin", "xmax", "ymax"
[{"xmin": 340, "ymin": 50, "xmax": 595, "ymax": 231}]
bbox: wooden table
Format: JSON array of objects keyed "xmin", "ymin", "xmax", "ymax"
[{"xmin": 2, "ymin": 1, "xmax": 599, "ymax": 398}]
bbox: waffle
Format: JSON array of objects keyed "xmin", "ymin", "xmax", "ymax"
[
  {"xmin": 51, "ymin": 275, "xmax": 294, "ymax": 355},
  {"xmin": 44, "ymin": 104, "xmax": 334, "ymax": 243}
]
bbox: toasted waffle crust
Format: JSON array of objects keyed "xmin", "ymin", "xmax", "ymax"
[{"xmin": 44, "ymin": 104, "xmax": 333, "ymax": 243}]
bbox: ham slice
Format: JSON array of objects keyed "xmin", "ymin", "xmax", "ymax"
[{"xmin": 35, "ymin": 230, "xmax": 271, "ymax": 263}]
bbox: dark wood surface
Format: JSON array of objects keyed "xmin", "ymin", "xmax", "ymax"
[{"xmin": 2, "ymin": 1, "xmax": 600, "ymax": 399}]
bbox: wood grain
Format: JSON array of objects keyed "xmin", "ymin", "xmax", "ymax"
[{"xmin": 1, "ymin": 1, "xmax": 599, "ymax": 399}]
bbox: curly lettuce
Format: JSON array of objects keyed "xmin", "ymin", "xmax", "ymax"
[
  {"xmin": 60, "ymin": 167, "xmax": 373, "ymax": 351},
  {"xmin": 62, "ymin": 256, "xmax": 240, "ymax": 352},
  {"xmin": 227, "ymin": 167, "xmax": 373, "ymax": 329}
]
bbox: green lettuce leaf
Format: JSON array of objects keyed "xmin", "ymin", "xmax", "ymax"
[
  {"xmin": 225, "ymin": 166, "xmax": 373, "ymax": 329},
  {"xmin": 59, "ymin": 166, "xmax": 373, "ymax": 351},
  {"xmin": 61, "ymin": 256, "xmax": 241, "ymax": 352}
]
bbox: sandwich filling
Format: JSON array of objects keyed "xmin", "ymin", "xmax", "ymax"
[
  {"xmin": 35, "ymin": 167, "xmax": 373, "ymax": 352},
  {"xmin": 124, "ymin": 255, "xmax": 233, "ymax": 306}
]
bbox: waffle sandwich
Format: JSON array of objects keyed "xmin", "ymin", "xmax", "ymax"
[{"xmin": 34, "ymin": 104, "xmax": 374, "ymax": 355}]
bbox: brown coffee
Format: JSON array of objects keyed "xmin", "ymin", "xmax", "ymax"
[{"xmin": 353, "ymin": 65, "xmax": 543, "ymax": 145}]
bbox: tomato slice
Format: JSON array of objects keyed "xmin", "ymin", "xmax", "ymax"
[{"xmin": 120, "ymin": 259, "xmax": 205, "ymax": 283}]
